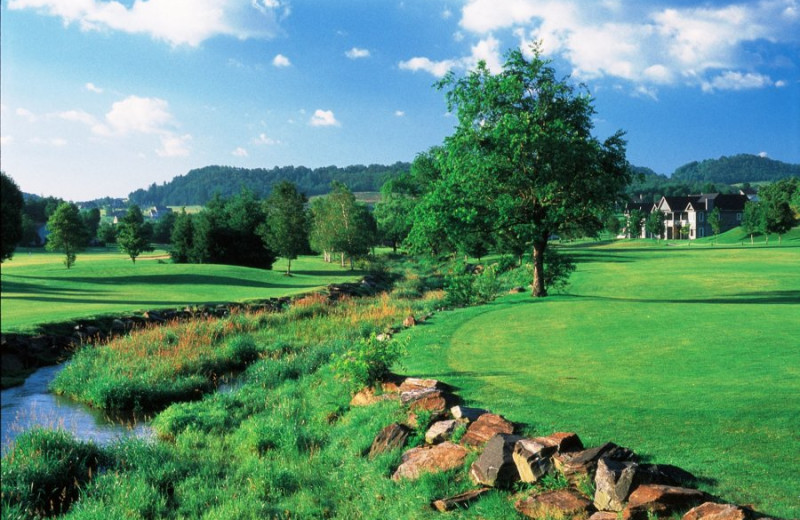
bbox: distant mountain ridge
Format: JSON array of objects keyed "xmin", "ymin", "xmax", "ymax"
[
  {"xmin": 127, "ymin": 163, "xmax": 410, "ymax": 207},
  {"xmin": 669, "ymin": 154, "xmax": 800, "ymax": 184}
]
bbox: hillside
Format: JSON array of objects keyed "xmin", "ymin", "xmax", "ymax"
[
  {"xmin": 670, "ymin": 154, "xmax": 800, "ymax": 184},
  {"xmin": 127, "ymin": 163, "xmax": 410, "ymax": 207}
]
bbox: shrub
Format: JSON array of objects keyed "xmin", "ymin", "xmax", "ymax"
[
  {"xmin": 332, "ymin": 334, "xmax": 407, "ymax": 393},
  {"xmin": 443, "ymin": 261, "xmax": 501, "ymax": 307}
]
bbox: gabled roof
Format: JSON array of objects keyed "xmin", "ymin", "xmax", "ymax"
[
  {"xmin": 658, "ymin": 196, "xmax": 696, "ymax": 213},
  {"xmin": 625, "ymin": 201, "xmax": 654, "ymax": 214},
  {"xmin": 709, "ymin": 193, "xmax": 749, "ymax": 211}
]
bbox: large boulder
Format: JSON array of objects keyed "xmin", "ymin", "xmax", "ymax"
[
  {"xmin": 398, "ymin": 377, "xmax": 442, "ymax": 392},
  {"xmin": 425, "ymin": 420, "xmax": 457, "ymax": 445},
  {"xmin": 682, "ymin": 502, "xmax": 747, "ymax": 520},
  {"xmin": 392, "ymin": 442, "xmax": 468, "ymax": 480},
  {"xmin": 368, "ymin": 423, "xmax": 410, "ymax": 458},
  {"xmin": 555, "ymin": 442, "xmax": 636, "ymax": 480},
  {"xmin": 593, "ymin": 458, "xmax": 641, "ymax": 511},
  {"xmin": 461, "ymin": 413, "xmax": 514, "ymax": 447},
  {"xmin": 515, "ymin": 489, "xmax": 594, "ymax": 520},
  {"xmin": 622, "ymin": 485, "xmax": 707, "ymax": 520},
  {"xmin": 513, "ymin": 438, "xmax": 556, "ymax": 483},
  {"xmin": 450, "ymin": 405, "xmax": 488, "ymax": 423},
  {"xmin": 535, "ymin": 431, "xmax": 584, "ymax": 454},
  {"xmin": 470, "ymin": 433, "xmax": 522, "ymax": 487}
]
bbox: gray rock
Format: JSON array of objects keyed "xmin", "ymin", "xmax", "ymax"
[
  {"xmin": 426, "ymin": 420, "xmax": 457, "ymax": 444},
  {"xmin": 594, "ymin": 458, "xmax": 641, "ymax": 511},
  {"xmin": 513, "ymin": 438, "xmax": 556, "ymax": 483},
  {"xmin": 470, "ymin": 433, "xmax": 522, "ymax": 488}
]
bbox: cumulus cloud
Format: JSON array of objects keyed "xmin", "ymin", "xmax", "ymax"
[
  {"xmin": 232, "ymin": 147, "xmax": 248, "ymax": 157},
  {"xmin": 156, "ymin": 134, "xmax": 191, "ymax": 157},
  {"xmin": 253, "ymin": 133, "xmax": 280, "ymax": 145},
  {"xmin": 345, "ymin": 47, "xmax": 370, "ymax": 59},
  {"xmin": 8, "ymin": 0, "xmax": 287, "ymax": 47},
  {"xmin": 399, "ymin": 35, "xmax": 503, "ymax": 77},
  {"xmin": 16, "ymin": 107, "xmax": 38, "ymax": 122},
  {"xmin": 395, "ymin": 110, "xmax": 405, "ymax": 117},
  {"xmin": 447, "ymin": 0, "xmax": 800, "ymax": 93},
  {"xmin": 30, "ymin": 136, "xmax": 68, "ymax": 146},
  {"xmin": 85, "ymin": 82, "xmax": 103, "ymax": 93},
  {"xmin": 58, "ymin": 109, "xmax": 97, "ymax": 126},
  {"xmin": 398, "ymin": 56, "xmax": 457, "ymax": 77},
  {"xmin": 273, "ymin": 54, "xmax": 291, "ymax": 67},
  {"xmin": 309, "ymin": 109, "xmax": 340, "ymax": 127},
  {"xmin": 93, "ymin": 95, "xmax": 174, "ymax": 136}
]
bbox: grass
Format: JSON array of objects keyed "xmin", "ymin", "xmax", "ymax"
[
  {"xmin": 403, "ymin": 232, "xmax": 800, "ymax": 518},
  {"xmin": 0, "ymin": 248, "xmax": 361, "ymax": 333}
]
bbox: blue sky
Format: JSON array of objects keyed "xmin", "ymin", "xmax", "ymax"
[{"xmin": 1, "ymin": 0, "xmax": 799, "ymax": 201}]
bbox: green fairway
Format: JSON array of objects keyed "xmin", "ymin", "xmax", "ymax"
[
  {"xmin": 0, "ymin": 249, "xmax": 360, "ymax": 333},
  {"xmin": 403, "ymin": 241, "xmax": 800, "ymax": 518}
]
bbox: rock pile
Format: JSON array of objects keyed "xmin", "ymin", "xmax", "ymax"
[{"xmin": 355, "ymin": 375, "xmax": 775, "ymax": 520}]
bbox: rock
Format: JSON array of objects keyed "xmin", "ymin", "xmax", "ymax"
[
  {"xmin": 404, "ymin": 389, "xmax": 451, "ymax": 417},
  {"xmin": 461, "ymin": 413, "xmax": 514, "ymax": 447},
  {"xmin": 509, "ymin": 286, "xmax": 526, "ymax": 294},
  {"xmin": 470, "ymin": 434, "xmax": 522, "ymax": 488},
  {"xmin": 111, "ymin": 319, "xmax": 127, "ymax": 333},
  {"xmin": 555, "ymin": 442, "xmax": 636, "ymax": 479},
  {"xmin": 516, "ymin": 489, "xmax": 594, "ymax": 520},
  {"xmin": 376, "ymin": 333, "xmax": 392, "ymax": 342},
  {"xmin": 450, "ymin": 405, "xmax": 488, "ymax": 423},
  {"xmin": 400, "ymin": 387, "xmax": 439, "ymax": 405},
  {"xmin": 398, "ymin": 377, "xmax": 441, "ymax": 392},
  {"xmin": 431, "ymin": 488, "xmax": 491, "ymax": 512},
  {"xmin": 594, "ymin": 458, "xmax": 641, "ymax": 512},
  {"xmin": 589, "ymin": 513, "xmax": 620, "ymax": 520},
  {"xmin": 641, "ymin": 464, "xmax": 698, "ymax": 487},
  {"xmin": 622, "ymin": 485, "xmax": 707, "ymax": 520},
  {"xmin": 513, "ymin": 438, "xmax": 556, "ymax": 483},
  {"xmin": 535, "ymin": 431, "xmax": 584, "ymax": 453},
  {"xmin": 682, "ymin": 503, "xmax": 747, "ymax": 520},
  {"xmin": 392, "ymin": 442, "xmax": 468, "ymax": 480},
  {"xmin": 369, "ymin": 423, "xmax": 411, "ymax": 458},
  {"xmin": 403, "ymin": 315, "xmax": 417, "ymax": 327},
  {"xmin": 426, "ymin": 420, "xmax": 457, "ymax": 444}
]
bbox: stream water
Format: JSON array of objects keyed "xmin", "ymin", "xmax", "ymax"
[{"xmin": 1, "ymin": 364, "xmax": 154, "ymax": 455}]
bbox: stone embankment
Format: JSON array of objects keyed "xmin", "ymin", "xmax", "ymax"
[
  {"xmin": 1, "ymin": 276, "xmax": 385, "ymax": 387},
  {"xmin": 354, "ymin": 371, "xmax": 776, "ymax": 520}
]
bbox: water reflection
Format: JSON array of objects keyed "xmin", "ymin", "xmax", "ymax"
[{"xmin": 1, "ymin": 365, "xmax": 154, "ymax": 455}]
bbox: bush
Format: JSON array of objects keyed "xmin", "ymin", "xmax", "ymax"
[
  {"xmin": 443, "ymin": 262, "xmax": 500, "ymax": 307},
  {"xmin": 332, "ymin": 334, "xmax": 407, "ymax": 393}
]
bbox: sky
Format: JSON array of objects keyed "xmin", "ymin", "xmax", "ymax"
[{"xmin": 1, "ymin": 0, "xmax": 799, "ymax": 201}]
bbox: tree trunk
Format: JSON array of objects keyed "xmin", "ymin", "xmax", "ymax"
[
  {"xmin": 286, "ymin": 259, "xmax": 292, "ymax": 276},
  {"xmin": 531, "ymin": 240, "xmax": 547, "ymax": 298},
  {"xmin": 340, "ymin": 252, "xmax": 345, "ymax": 267}
]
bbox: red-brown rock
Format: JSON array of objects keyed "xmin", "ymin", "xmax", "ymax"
[
  {"xmin": 461, "ymin": 413, "xmax": 514, "ymax": 447},
  {"xmin": 398, "ymin": 377, "xmax": 441, "ymax": 392},
  {"xmin": 535, "ymin": 432, "xmax": 584, "ymax": 453},
  {"xmin": 369, "ymin": 423, "xmax": 411, "ymax": 458},
  {"xmin": 403, "ymin": 315, "xmax": 417, "ymax": 327},
  {"xmin": 623, "ymin": 485, "xmax": 707, "ymax": 520},
  {"xmin": 431, "ymin": 488, "xmax": 491, "ymax": 512},
  {"xmin": 682, "ymin": 502, "xmax": 747, "ymax": 520},
  {"xmin": 392, "ymin": 442, "xmax": 468, "ymax": 480},
  {"xmin": 515, "ymin": 489, "xmax": 593, "ymax": 519}
]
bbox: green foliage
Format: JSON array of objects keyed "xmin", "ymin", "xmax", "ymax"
[
  {"xmin": 1, "ymin": 428, "xmax": 106, "ymax": 517},
  {"xmin": 645, "ymin": 210, "xmax": 665, "ymax": 239},
  {"xmin": 1, "ymin": 171, "xmax": 25, "ymax": 262},
  {"xmin": 260, "ymin": 181, "xmax": 310, "ymax": 274},
  {"xmin": 128, "ymin": 162, "xmax": 410, "ymax": 207},
  {"xmin": 671, "ymin": 154, "xmax": 800, "ymax": 185},
  {"xmin": 169, "ymin": 208, "xmax": 194, "ymax": 262},
  {"xmin": 444, "ymin": 262, "xmax": 501, "ymax": 307},
  {"xmin": 116, "ymin": 204, "xmax": 154, "ymax": 263},
  {"xmin": 332, "ymin": 333, "xmax": 407, "ymax": 394},
  {"xmin": 415, "ymin": 45, "xmax": 630, "ymax": 296},
  {"xmin": 45, "ymin": 202, "xmax": 90, "ymax": 268},
  {"xmin": 310, "ymin": 182, "xmax": 377, "ymax": 268}
]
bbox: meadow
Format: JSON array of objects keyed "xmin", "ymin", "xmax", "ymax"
[
  {"xmin": 0, "ymin": 249, "xmax": 361, "ymax": 333},
  {"xmin": 404, "ymin": 233, "xmax": 800, "ymax": 517},
  {"xmin": 2, "ymin": 231, "xmax": 798, "ymax": 518}
]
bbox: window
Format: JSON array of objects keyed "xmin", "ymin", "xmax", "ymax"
[
  {"xmin": 698, "ymin": 212, "xmax": 704, "ymax": 222},
  {"xmin": 736, "ymin": 212, "xmax": 742, "ymax": 221}
]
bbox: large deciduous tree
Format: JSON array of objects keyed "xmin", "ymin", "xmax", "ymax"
[
  {"xmin": 416, "ymin": 47, "xmax": 631, "ymax": 296},
  {"xmin": 260, "ymin": 181, "xmax": 310, "ymax": 275},
  {"xmin": 310, "ymin": 183, "xmax": 376, "ymax": 269},
  {"xmin": 1, "ymin": 171, "xmax": 25, "ymax": 262},
  {"xmin": 45, "ymin": 202, "xmax": 89, "ymax": 268},
  {"xmin": 117, "ymin": 204, "xmax": 154, "ymax": 263}
]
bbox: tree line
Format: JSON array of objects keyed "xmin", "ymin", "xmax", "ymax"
[{"xmin": 128, "ymin": 163, "xmax": 410, "ymax": 207}]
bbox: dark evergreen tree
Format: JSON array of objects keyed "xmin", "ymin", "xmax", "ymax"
[
  {"xmin": 260, "ymin": 181, "xmax": 309, "ymax": 275},
  {"xmin": 1, "ymin": 172, "xmax": 25, "ymax": 262}
]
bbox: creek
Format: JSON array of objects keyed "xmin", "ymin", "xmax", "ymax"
[{"xmin": 1, "ymin": 364, "xmax": 154, "ymax": 455}]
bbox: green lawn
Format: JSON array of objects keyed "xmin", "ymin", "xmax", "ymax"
[
  {"xmin": 0, "ymin": 249, "xmax": 360, "ymax": 333},
  {"xmin": 403, "ymin": 239, "xmax": 800, "ymax": 518}
]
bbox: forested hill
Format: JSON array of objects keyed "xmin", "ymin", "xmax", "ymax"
[
  {"xmin": 128, "ymin": 163, "xmax": 410, "ymax": 207},
  {"xmin": 670, "ymin": 154, "xmax": 800, "ymax": 184}
]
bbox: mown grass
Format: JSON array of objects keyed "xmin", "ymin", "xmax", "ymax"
[
  {"xmin": 0, "ymin": 249, "xmax": 360, "ymax": 333},
  {"xmin": 403, "ymin": 231, "xmax": 800, "ymax": 518}
]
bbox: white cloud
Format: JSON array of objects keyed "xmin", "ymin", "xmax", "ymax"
[
  {"xmin": 395, "ymin": 110, "xmax": 405, "ymax": 117},
  {"xmin": 156, "ymin": 134, "xmax": 191, "ymax": 157},
  {"xmin": 232, "ymin": 147, "xmax": 248, "ymax": 157},
  {"xmin": 455, "ymin": 0, "xmax": 799, "ymax": 93},
  {"xmin": 16, "ymin": 107, "xmax": 38, "ymax": 122},
  {"xmin": 0, "ymin": 135, "xmax": 14, "ymax": 145},
  {"xmin": 309, "ymin": 109, "xmax": 340, "ymax": 127},
  {"xmin": 8, "ymin": 0, "xmax": 287, "ymax": 47},
  {"xmin": 701, "ymin": 71, "xmax": 775, "ymax": 92},
  {"xmin": 467, "ymin": 36, "xmax": 503, "ymax": 73},
  {"xmin": 253, "ymin": 133, "xmax": 279, "ymax": 145},
  {"xmin": 30, "ymin": 136, "xmax": 68, "ymax": 146},
  {"xmin": 345, "ymin": 47, "xmax": 370, "ymax": 59},
  {"xmin": 758, "ymin": 151, "xmax": 769, "ymax": 158},
  {"xmin": 85, "ymin": 82, "xmax": 103, "ymax": 93},
  {"xmin": 93, "ymin": 95, "xmax": 174, "ymax": 136},
  {"xmin": 399, "ymin": 56, "xmax": 458, "ymax": 78},
  {"xmin": 273, "ymin": 54, "xmax": 291, "ymax": 67},
  {"xmin": 58, "ymin": 109, "xmax": 97, "ymax": 126}
]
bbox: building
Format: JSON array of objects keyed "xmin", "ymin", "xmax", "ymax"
[{"xmin": 626, "ymin": 193, "xmax": 749, "ymax": 240}]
